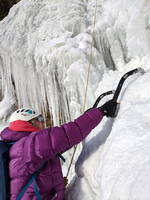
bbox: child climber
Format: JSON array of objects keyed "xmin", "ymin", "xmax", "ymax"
[{"xmin": 1, "ymin": 99, "xmax": 118, "ymax": 200}]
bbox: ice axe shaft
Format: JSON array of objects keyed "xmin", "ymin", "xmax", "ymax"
[{"xmin": 112, "ymin": 67, "xmax": 145, "ymax": 102}]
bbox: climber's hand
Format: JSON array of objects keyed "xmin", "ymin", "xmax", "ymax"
[{"xmin": 99, "ymin": 99, "xmax": 119, "ymax": 118}]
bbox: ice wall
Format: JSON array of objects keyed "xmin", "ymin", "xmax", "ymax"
[
  {"xmin": 1, "ymin": 0, "xmax": 150, "ymax": 200},
  {"xmin": 0, "ymin": 0, "xmax": 106, "ymax": 125},
  {"xmin": 65, "ymin": 1, "xmax": 150, "ymax": 200}
]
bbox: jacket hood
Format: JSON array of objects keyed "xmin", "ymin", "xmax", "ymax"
[
  {"xmin": 1, "ymin": 127, "xmax": 31, "ymax": 142},
  {"xmin": 1, "ymin": 120, "xmax": 39, "ymax": 142},
  {"xmin": 9, "ymin": 120, "xmax": 39, "ymax": 132}
]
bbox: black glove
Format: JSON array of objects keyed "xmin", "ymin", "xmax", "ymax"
[{"xmin": 99, "ymin": 99, "xmax": 119, "ymax": 118}]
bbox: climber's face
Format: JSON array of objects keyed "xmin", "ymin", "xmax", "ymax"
[
  {"xmin": 33, "ymin": 120, "xmax": 44, "ymax": 130},
  {"xmin": 32, "ymin": 115, "xmax": 45, "ymax": 130}
]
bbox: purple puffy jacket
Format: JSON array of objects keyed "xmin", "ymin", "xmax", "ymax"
[{"xmin": 1, "ymin": 108, "xmax": 103, "ymax": 200}]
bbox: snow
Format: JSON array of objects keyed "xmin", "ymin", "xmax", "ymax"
[
  {"xmin": 1, "ymin": 0, "xmax": 150, "ymax": 199},
  {"xmin": 65, "ymin": 67, "xmax": 150, "ymax": 200}
]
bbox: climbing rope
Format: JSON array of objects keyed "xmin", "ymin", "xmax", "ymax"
[
  {"xmin": 66, "ymin": 0, "xmax": 98, "ymax": 179},
  {"xmin": 82, "ymin": 0, "xmax": 98, "ymax": 112}
]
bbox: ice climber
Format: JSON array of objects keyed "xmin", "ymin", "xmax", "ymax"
[{"xmin": 0, "ymin": 99, "xmax": 118, "ymax": 200}]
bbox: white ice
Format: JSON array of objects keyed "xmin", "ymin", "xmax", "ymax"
[{"xmin": 0, "ymin": 0, "xmax": 150, "ymax": 199}]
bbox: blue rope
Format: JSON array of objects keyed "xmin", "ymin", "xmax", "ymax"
[
  {"xmin": 33, "ymin": 181, "xmax": 42, "ymax": 200},
  {"xmin": 16, "ymin": 173, "xmax": 42, "ymax": 200}
]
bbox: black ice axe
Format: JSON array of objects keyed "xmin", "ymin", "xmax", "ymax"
[{"xmin": 93, "ymin": 67, "xmax": 145, "ymax": 117}]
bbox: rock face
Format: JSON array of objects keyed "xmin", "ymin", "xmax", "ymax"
[{"xmin": 0, "ymin": 0, "xmax": 20, "ymax": 20}]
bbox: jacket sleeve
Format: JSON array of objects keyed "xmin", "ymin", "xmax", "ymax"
[
  {"xmin": 23, "ymin": 108, "xmax": 103, "ymax": 164},
  {"xmin": 50, "ymin": 108, "xmax": 104, "ymax": 154},
  {"xmin": 23, "ymin": 128, "xmax": 55, "ymax": 165}
]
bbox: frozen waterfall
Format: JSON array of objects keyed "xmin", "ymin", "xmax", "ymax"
[{"xmin": 1, "ymin": 0, "xmax": 150, "ymax": 200}]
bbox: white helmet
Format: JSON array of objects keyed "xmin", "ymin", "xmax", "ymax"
[{"xmin": 9, "ymin": 108, "xmax": 41, "ymax": 123}]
